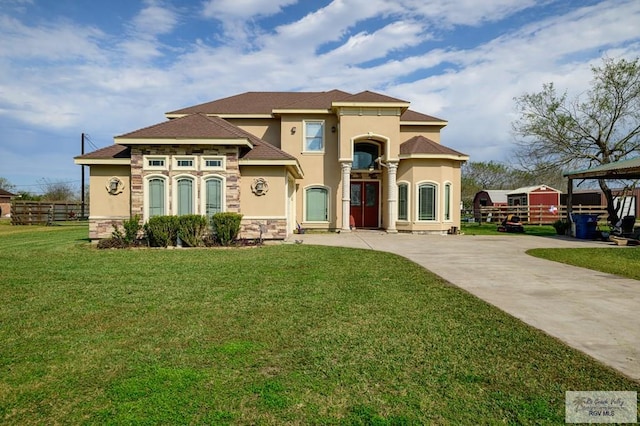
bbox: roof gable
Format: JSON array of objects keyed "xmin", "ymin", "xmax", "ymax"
[
  {"xmin": 116, "ymin": 113, "xmax": 250, "ymax": 139},
  {"xmin": 400, "ymin": 135, "xmax": 467, "ymax": 158}
]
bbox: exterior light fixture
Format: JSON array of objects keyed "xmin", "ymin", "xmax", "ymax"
[
  {"xmin": 251, "ymin": 178, "xmax": 269, "ymax": 196},
  {"xmin": 106, "ymin": 177, "xmax": 124, "ymax": 195}
]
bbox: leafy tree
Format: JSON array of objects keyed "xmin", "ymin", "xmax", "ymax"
[
  {"xmin": 512, "ymin": 57, "xmax": 640, "ymax": 225},
  {"xmin": 0, "ymin": 177, "xmax": 16, "ymax": 193},
  {"xmin": 461, "ymin": 161, "xmax": 513, "ymax": 208}
]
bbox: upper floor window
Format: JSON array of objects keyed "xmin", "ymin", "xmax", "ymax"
[
  {"xmin": 304, "ymin": 121, "xmax": 324, "ymax": 152},
  {"xmin": 353, "ymin": 142, "xmax": 380, "ymax": 170}
]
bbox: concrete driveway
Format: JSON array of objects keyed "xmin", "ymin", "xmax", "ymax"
[{"xmin": 286, "ymin": 231, "xmax": 640, "ymax": 382}]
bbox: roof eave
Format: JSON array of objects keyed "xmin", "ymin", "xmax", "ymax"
[
  {"xmin": 399, "ymin": 154, "xmax": 469, "ymax": 161},
  {"xmin": 114, "ymin": 137, "xmax": 253, "ymax": 148},
  {"xmin": 239, "ymin": 159, "xmax": 304, "ymax": 179},
  {"xmin": 271, "ymin": 109, "xmax": 332, "ymax": 115},
  {"xmin": 400, "ymin": 120, "xmax": 448, "ymax": 127},
  {"xmin": 74, "ymin": 158, "xmax": 131, "ymax": 166},
  {"xmin": 332, "ymin": 101, "xmax": 410, "ymax": 109}
]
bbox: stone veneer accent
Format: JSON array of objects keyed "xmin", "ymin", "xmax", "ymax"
[
  {"xmin": 130, "ymin": 145, "xmax": 241, "ymax": 217},
  {"xmin": 240, "ymin": 219, "xmax": 288, "ymax": 240},
  {"xmin": 89, "ymin": 218, "xmax": 126, "ymax": 240}
]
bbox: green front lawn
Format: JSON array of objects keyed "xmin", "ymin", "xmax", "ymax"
[
  {"xmin": 528, "ymin": 247, "xmax": 640, "ymax": 280},
  {"xmin": 0, "ymin": 224, "xmax": 636, "ymax": 424},
  {"xmin": 462, "ymin": 222, "xmax": 557, "ymax": 236}
]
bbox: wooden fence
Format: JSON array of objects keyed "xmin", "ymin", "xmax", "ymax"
[
  {"xmin": 11, "ymin": 201, "xmax": 87, "ymax": 225},
  {"xmin": 473, "ymin": 205, "xmax": 608, "ymax": 225}
]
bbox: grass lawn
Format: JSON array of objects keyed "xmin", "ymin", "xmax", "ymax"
[
  {"xmin": 461, "ymin": 222, "xmax": 557, "ymax": 236},
  {"xmin": 0, "ymin": 224, "xmax": 637, "ymax": 424},
  {"xmin": 528, "ymin": 247, "xmax": 640, "ymax": 280}
]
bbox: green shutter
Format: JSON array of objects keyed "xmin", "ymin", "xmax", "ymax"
[
  {"xmin": 306, "ymin": 188, "xmax": 327, "ymax": 221},
  {"xmin": 177, "ymin": 178, "xmax": 193, "ymax": 215},
  {"xmin": 206, "ymin": 178, "xmax": 222, "ymax": 217},
  {"xmin": 419, "ymin": 184, "xmax": 436, "ymax": 221},
  {"xmin": 398, "ymin": 184, "xmax": 408, "ymax": 221},
  {"xmin": 148, "ymin": 178, "xmax": 165, "ymax": 217}
]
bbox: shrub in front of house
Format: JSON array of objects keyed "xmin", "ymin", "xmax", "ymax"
[
  {"xmin": 144, "ymin": 215, "xmax": 179, "ymax": 247},
  {"xmin": 177, "ymin": 214, "xmax": 209, "ymax": 247},
  {"xmin": 97, "ymin": 215, "xmax": 142, "ymax": 249},
  {"xmin": 211, "ymin": 212, "xmax": 243, "ymax": 246}
]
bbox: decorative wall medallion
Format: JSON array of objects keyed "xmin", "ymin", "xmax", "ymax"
[
  {"xmin": 106, "ymin": 177, "xmax": 124, "ymax": 195},
  {"xmin": 251, "ymin": 178, "xmax": 269, "ymax": 196}
]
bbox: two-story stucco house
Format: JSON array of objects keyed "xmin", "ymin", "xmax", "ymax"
[{"xmin": 74, "ymin": 90, "xmax": 469, "ymax": 240}]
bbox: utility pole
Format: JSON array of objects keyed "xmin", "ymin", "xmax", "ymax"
[{"xmin": 81, "ymin": 132, "xmax": 85, "ymax": 219}]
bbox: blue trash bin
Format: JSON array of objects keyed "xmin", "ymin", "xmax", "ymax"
[{"xmin": 572, "ymin": 214, "xmax": 598, "ymax": 239}]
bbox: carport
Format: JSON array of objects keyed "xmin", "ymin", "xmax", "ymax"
[{"xmin": 563, "ymin": 156, "xmax": 640, "ymax": 225}]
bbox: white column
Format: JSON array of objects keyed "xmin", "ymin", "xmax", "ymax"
[
  {"xmin": 340, "ymin": 161, "xmax": 352, "ymax": 232},
  {"xmin": 387, "ymin": 161, "xmax": 398, "ymax": 233}
]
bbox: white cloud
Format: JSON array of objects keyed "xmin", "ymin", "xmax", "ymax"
[{"xmin": 201, "ymin": 0, "xmax": 298, "ymax": 19}]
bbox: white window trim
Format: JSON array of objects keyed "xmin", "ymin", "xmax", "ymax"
[
  {"xmin": 172, "ymin": 174, "xmax": 196, "ymax": 216},
  {"xmin": 200, "ymin": 174, "xmax": 226, "ymax": 218},
  {"xmin": 443, "ymin": 181, "xmax": 453, "ymax": 222},
  {"xmin": 143, "ymin": 174, "xmax": 169, "ymax": 220},
  {"xmin": 416, "ymin": 181, "xmax": 439, "ymax": 222},
  {"xmin": 201, "ymin": 155, "xmax": 226, "ymax": 171},
  {"xmin": 173, "ymin": 156, "xmax": 197, "ymax": 171},
  {"xmin": 303, "ymin": 184, "xmax": 330, "ymax": 223},
  {"xmin": 302, "ymin": 120, "xmax": 325, "ymax": 154},
  {"xmin": 397, "ymin": 180, "xmax": 410, "ymax": 222},
  {"xmin": 143, "ymin": 155, "xmax": 168, "ymax": 171}
]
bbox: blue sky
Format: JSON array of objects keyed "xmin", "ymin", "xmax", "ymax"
[{"xmin": 1, "ymin": 0, "xmax": 639, "ymax": 193}]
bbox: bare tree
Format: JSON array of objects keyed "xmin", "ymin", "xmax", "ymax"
[
  {"xmin": 38, "ymin": 178, "xmax": 77, "ymax": 201},
  {"xmin": 0, "ymin": 177, "xmax": 16, "ymax": 193},
  {"xmin": 512, "ymin": 57, "xmax": 640, "ymax": 225}
]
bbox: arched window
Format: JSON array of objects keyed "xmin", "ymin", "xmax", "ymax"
[
  {"xmin": 353, "ymin": 142, "xmax": 380, "ymax": 170},
  {"xmin": 305, "ymin": 186, "xmax": 329, "ymax": 222},
  {"xmin": 148, "ymin": 177, "xmax": 166, "ymax": 218},
  {"xmin": 398, "ymin": 183, "xmax": 409, "ymax": 221},
  {"xmin": 418, "ymin": 183, "xmax": 437, "ymax": 221},
  {"xmin": 205, "ymin": 177, "xmax": 223, "ymax": 217},
  {"xmin": 176, "ymin": 177, "xmax": 194, "ymax": 215}
]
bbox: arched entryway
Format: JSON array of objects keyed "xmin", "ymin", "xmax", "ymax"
[{"xmin": 350, "ymin": 139, "xmax": 383, "ymax": 228}]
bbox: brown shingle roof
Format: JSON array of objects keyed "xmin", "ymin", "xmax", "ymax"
[
  {"xmin": 400, "ymin": 135, "xmax": 467, "ymax": 157},
  {"xmin": 338, "ymin": 90, "xmax": 407, "ymax": 103},
  {"xmin": 75, "ymin": 144, "xmax": 130, "ymax": 160},
  {"xmin": 116, "ymin": 113, "xmax": 252, "ymax": 139},
  {"xmin": 401, "ymin": 109, "xmax": 445, "ymax": 123},
  {"xmin": 168, "ymin": 90, "xmax": 421, "ymax": 115},
  {"xmin": 110, "ymin": 113, "xmax": 296, "ymax": 162},
  {"xmin": 0, "ymin": 188, "xmax": 16, "ymax": 197},
  {"xmin": 168, "ymin": 92, "xmax": 330, "ymax": 115}
]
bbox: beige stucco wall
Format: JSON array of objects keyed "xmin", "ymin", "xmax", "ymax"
[
  {"xmin": 338, "ymin": 113, "xmax": 401, "ymax": 159},
  {"xmin": 239, "ymin": 166, "xmax": 287, "ymax": 217},
  {"xmin": 227, "ymin": 118, "xmax": 282, "ymax": 148},
  {"xmin": 89, "ymin": 165, "xmax": 131, "ymax": 218},
  {"xmin": 400, "ymin": 125, "xmax": 443, "ymax": 143},
  {"xmin": 279, "ymin": 114, "xmax": 341, "ymax": 230},
  {"xmin": 396, "ymin": 158, "xmax": 463, "ymax": 233}
]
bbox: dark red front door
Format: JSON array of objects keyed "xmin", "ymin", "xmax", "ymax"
[{"xmin": 350, "ymin": 181, "xmax": 379, "ymax": 228}]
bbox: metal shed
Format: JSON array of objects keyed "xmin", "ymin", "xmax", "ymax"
[{"xmin": 563, "ymin": 157, "xmax": 640, "ymax": 223}]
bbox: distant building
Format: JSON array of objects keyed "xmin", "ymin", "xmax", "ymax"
[{"xmin": 0, "ymin": 188, "xmax": 16, "ymax": 217}]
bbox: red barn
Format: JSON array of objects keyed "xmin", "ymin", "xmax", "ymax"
[{"xmin": 508, "ymin": 185, "xmax": 561, "ymax": 223}]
